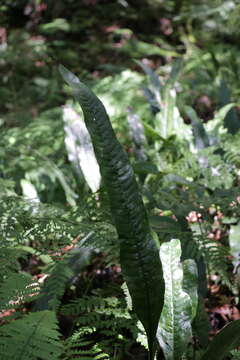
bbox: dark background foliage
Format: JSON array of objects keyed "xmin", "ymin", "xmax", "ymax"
[{"xmin": 1, "ymin": 1, "xmax": 240, "ymax": 359}]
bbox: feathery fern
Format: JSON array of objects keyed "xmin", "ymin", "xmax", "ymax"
[
  {"xmin": 63, "ymin": 328, "xmax": 110, "ymax": 360},
  {"xmin": 0, "ymin": 310, "xmax": 63, "ymax": 360}
]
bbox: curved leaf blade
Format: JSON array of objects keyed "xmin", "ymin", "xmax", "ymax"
[{"xmin": 59, "ymin": 65, "xmax": 164, "ymax": 359}]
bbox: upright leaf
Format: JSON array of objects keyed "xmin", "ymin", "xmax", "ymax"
[
  {"xmin": 59, "ymin": 65, "xmax": 164, "ymax": 359},
  {"xmin": 157, "ymin": 239, "xmax": 192, "ymax": 360},
  {"xmin": 157, "ymin": 89, "xmax": 190, "ymax": 141}
]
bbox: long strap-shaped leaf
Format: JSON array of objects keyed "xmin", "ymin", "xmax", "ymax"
[
  {"xmin": 59, "ymin": 65, "xmax": 164, "ymax": 359},
  {"xmin": 157, "ymin": 239, "xmax": 192, "ymax": 360}
]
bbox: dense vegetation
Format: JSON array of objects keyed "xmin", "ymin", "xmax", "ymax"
[{"xmin": 1, "ymin": 1, "xmax": 240, "ymax": 359}]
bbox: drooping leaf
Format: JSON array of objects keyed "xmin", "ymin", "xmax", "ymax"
[
  {"xmin": 59, "ymin": 65, "xmax": 164, "ymax": 359},
  {"xmin": 201, "ymin": 320, "xmax": 240, "ymax": 360},
  {"xmin": 157, "ymin": 239, "xmax": 192, "ymax": 360}
]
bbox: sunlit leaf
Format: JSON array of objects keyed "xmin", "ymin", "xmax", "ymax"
[{"xmin": 157, "ymin": 239, "xmax": 192, "ymax": 360}]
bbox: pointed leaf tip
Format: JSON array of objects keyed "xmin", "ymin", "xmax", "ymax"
[{"xmin": 59, "ymin": 64, "xmax": 80, "ymax": 86}]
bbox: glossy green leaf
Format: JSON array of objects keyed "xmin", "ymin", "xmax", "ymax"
[
  {"xmin": 59, "ymin": 65, "xmax": 164, "ymax": 359},
  {"xmin": 157, "ymin": 239, "xmax": 192, "ymax": 360},
  {"xmin": 201, "ymin": 320, "xmax": 240, "ymax": 360}
]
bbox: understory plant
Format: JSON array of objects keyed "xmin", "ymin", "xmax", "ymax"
[
  {"xmin": 58, "ymin": 66, "xmax": 240, "ymax": 360},
  {"xmin": 1, "ymin": 62, "xmax": 240, "ymax": 360}
]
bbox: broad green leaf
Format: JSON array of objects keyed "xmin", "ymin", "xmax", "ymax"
[
  {"xmin": 201, "ymin": 320, "xmax": 240, "ymax": 360},
  {"xmin": 157, "ymin": 239, "xmax": 192, "ymax": 360},
  {"xmin": 182, "ymin": 259, "xmax": 198, "ymax": 321},
  {"xmin": 59, "ymin": 65, "xmax": 164, "ymax": 360}
]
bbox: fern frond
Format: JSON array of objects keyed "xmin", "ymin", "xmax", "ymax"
[
  {"xmin": 63, "ymin": 328, "xmax": 110, "ymax": 360},
  {"xmin": 0, "ymin": 248, "xmax": 25, "ymax": 283},
  {"xmin": 61, "ymin": 295, "xmax": 132, "ymax": 332},
  {"xmin": 0, "ymin": 310, "xmax": 63, "ymax": 360},
  {"xmin": 0, "ymin": 273, "xmax": 40, "ymax": 312},
  {"xmin": 61, "ymin": 296, "xmax": 120, "ymax": 316}
]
